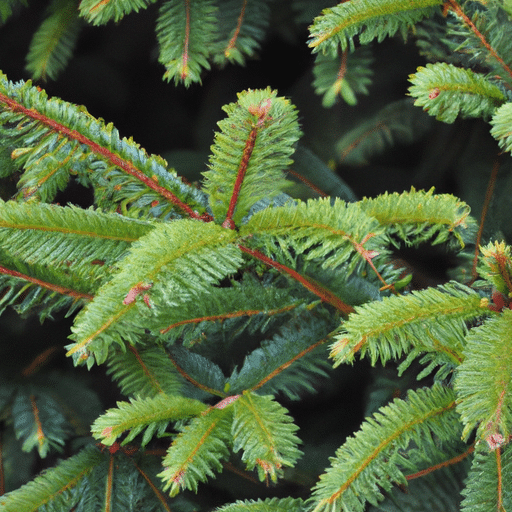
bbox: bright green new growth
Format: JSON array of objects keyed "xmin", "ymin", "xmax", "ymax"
[{"xmin": 4, "ymin": 0, "xmax": 512, "ymax": 510}]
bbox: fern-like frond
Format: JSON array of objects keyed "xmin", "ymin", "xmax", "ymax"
[
  {"xmin": 156, "ymin": 0, "xmax": 217, "ymax": 86},
  {"xmin": 309, "ymin": 383, "xmax": 460, "ymax": 512},
  {"xmin": 455, "ymin": 309, "xmax": 512, "ymax": 443},
  {"xmin": 477, "ymin": 240, "xmax": 512, "ymax": 295},
  {"xmin": 308, "ymin": 0, "xmax": 443, "ymax": 55},
  {"xmin": 359, "ymin": 187, "xmax": 477, "ymax": 247},
  {"xmin": 214, "ymin": 497, "xmax": 306, "ymax": 512},
  {"xmin": 0, "ymin": 72, "xmax": 208, "ymax": 217},
  {"xmin": 232, "ymin": 392, "xmax": 302, "ymax": 483},
  {"xmin": 0, "ymin": 445, "xmax": 103, "ymax": 512},
  {"xmin": 408, "ymin": 62, "xmax": 506, "ymax": 123},
  {"xmin": 92, "ymin": 393, "xmax": 207, "ymax": 447},
  {"xmin": 66, "ymin": 219, "xmax": 242, "ymax": 367},
  {"xmin": 336, "ymin": 99, "xmax": 435, "ymax": 165},
  {"xmin": 79, "ymin": 0, "xmax": 158, "ymax": 25},
  {"xmin": 460, "ymin": 443, "xmax": 512, "ymax": 512},
  {"xmin": 159, "ymin": 407, "xmax": 232, "ymax": 496},
  {"xmin": 312, "ymin": 47, "xmax": 373, "ymax": 107},
  {"xmin": 25, "ymin": 0, "xmax": 82, "ymax": 81},
  {"xmin": 202, "ymin": 87, "xmax": 301, "ymax": 227},
  {"xmin": 12, "ymin": 390, "xmax": 69, "ymax": 458},
  {"xmin": 330, "ymin": 282, "xmax": 490, "ymax": 370},
  {"xmin": 107, "ymin": 345, "xmax": 183, "ymax": 398},
  {"xmin": 212, "ymin": 0, "xmax": 270, "ymax": 67},
  {"xmin": 240, "ymin": 197, "xmax": 386, "ymax": 274},
  {"xmin": 227, "ymin": 314, "xmax": 332, "ymax": 400}
]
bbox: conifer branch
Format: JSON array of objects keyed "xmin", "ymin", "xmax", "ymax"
[
  {"xmin": 446, "ymin": 0, "xmax": 512, "ymax": 82},
  {"xmin": 0, "ymin": 264, "xmax": 93, "ymax": 301},
  {"xmin": 0, "ymin": 90, "xmax": 201, "ymax": 217},
  {"xmin": 239, "ymin": 245, "xmax": 355, "ymax": 314}
]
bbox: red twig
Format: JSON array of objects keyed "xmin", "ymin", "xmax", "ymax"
[
  {"xmin": 224, "ymin": 0, "xmax": 247, "ymax": 56},
  {"xmin": 239, "ymin": 245, "xmax": 355, "ymax": 314},
  {"xmin": 0, "ymin": 92, "xmax": 205, "ymax": 220},
  {"xmin": 0, "ymin": 264, "xmax": 93, "ymax": 301},
  {"xmin": 446, "ymin": 0, "xmax": 512, "ymax": 81},
  {"xmin": 405, "ymin": 443, "xmax": 474, "ymax": 480}
]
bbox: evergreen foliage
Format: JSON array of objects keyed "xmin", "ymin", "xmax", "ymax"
[{"xmin": 3, "ymin": 0, "xmax": 512, "ymax": 511}]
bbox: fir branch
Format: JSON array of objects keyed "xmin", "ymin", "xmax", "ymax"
[
  {"xmin": 156, "ymin": 0, "xmax": 217, "ymax": 86},
  {"xmin": 408, "ymin": 62, "xmax": 506, "ymax": 123},
  {"xmin": 107, "ymin": 345, "xmax": 183, "ymax": 398},
  {"xmin": 445, "ymin": 0, "xmax": 512, "ymax": 82},
  {"xmin": 159, "ymin": 407, "xmax": 233, "ymax": 496},
  {"xmin": 227, "ymin": 315, "xmax": 333, "ymax": 400},
  {"xmin": 25, "ymin": 0, "xmax": 82, "ymax": 81},
  {"xmin": 167, "ymin": 346, "xmax": 228, "ymax": 397},
  {"xmin": 309, "ymin": 383, "xmax": 459, "ymax": 512},
  {"xmin": 212, "ymin": 0, "xmax": 270, "ymax": 67},
  {"xmin": 312, "ymin": 47, "xmax": 373, "ymax": 107},
  {"xmin": 0, "ymin": 72, "xmax": 208, "ymax": 217},
  {"xmin": 214, "ymin": 497, "xmax": 306, "ymax": 512},
  {"xmin": 239, "ymin": 245, "xmax": 355, "ymax": 314},
  {"xmin": 477, "ymin": 241, "xmax": 512, "ymax": 295},
  {"xmin": 308, "ymin": 0, "xmax": 444, "ymax": 54},
  {"xmin": 240, "ymin": 197, "xmax": 387, "ymax": 282},
  {"xmin": 331, "ymin": 281, "xmax": 489, "ymax": 369},
  {"xmin": 0, "ymin": 445, "xmax": 103, "ymax": 512},
  {"xmin": 358, "ymin": 187, "xmax": 477, "ymax": 247},
  {"xmin": 203, "ymin": 87, "xmax": 301, "ymax": 227},
  {"xmin": 455, "ymin": 309, "xmax": 512, "ymax": 443},
  {"xmin": 490, "ymin": 101, "xmax": 512, "ymax": 155},
  {"xmin": 91, "ymin": 393, "xmax": 207, "ymax": 447},
  {"xmin": 460, "ymin": 443, "xmax": 512, "ymax": 512},
  {"xmin": 232, "ymin": 392, "xmax": 302, "ymax": 483},
  {"xmin": 66, "ymin": 220, "xmax": 242, "ymax": 367},
  {"xmin": 79, "ymin": 0, "xmax": 159, "ymax": 25}
]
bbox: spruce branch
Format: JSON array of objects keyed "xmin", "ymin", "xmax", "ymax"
[
  {"xmin": 0, "ymin": 72, "xmax": 209, "ymax": 218},
  {"xmin": 309, "ymin": 383, "xmax": 460, "ymax": 512},
  {"xmin": 203, "ymin": 87, "xmax": 301, "ymax": 227},
  {"xmin": 308, "ymin": 0, "xmax": 444, "ymax": 54},
  {"xmin": 25, "ymin": 0, "xmax": 82, "ymax": 81},
  {"xmin": 408, "ymin": 62, "xmax": 506, "ymax": 123},
  {"xmin": 91, "ymin": 394, "xmax": 207, "ymax": 447},
  {"xmin": 79, "ymin": 0, "xmax": 159, "ymax": 25}
]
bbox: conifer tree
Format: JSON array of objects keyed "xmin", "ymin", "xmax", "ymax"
[{"xmin": 0, "ymin": 1, "xmax": 512, "ymax": 511}]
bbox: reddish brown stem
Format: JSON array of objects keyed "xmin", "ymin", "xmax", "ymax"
[
  {"xmin": 160, "ymin": 303, "xmax": 298, "ymax": 334},
  {"xmin": 446, "ymin": 0, "xmax": 512, "ymax": 81},
  {"xmin": 286, "ymin": 169, "xmax": 328, "ymax": 197},
  {"xmin": 127, "ymin": 345, "xmax": 165, "ymax": 394},
  {"xmin": 0, "ymin": 92, "xmax": 206, "ymax": 220},
  {"xmin": 239, "ymin": 245, "xmax": 355, "ymax": 314},
  {"xmin": 0, "ymin": 264, "xmax": 93, "ymax": 301},
  {"xmin": 167, "ymin": 354, "xmax": 225, "ymax": 397},
  {"xmin": 223, "ymin": 126, "xmax": 258, "ymax": 229},
  {"xmin": 249, "ymin": 335, "xmax": 333, "ymax": 392},
  {"xmin": 225, "ymin": 0, "xmax": 247, "ymax": 55},
  {"xmin": 405, "ymin": 443, "xmax": 474, "ymax": 480},
  {"xmin": 131, "ymin": 458, "xmax": 172, "ymax": 512}
]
